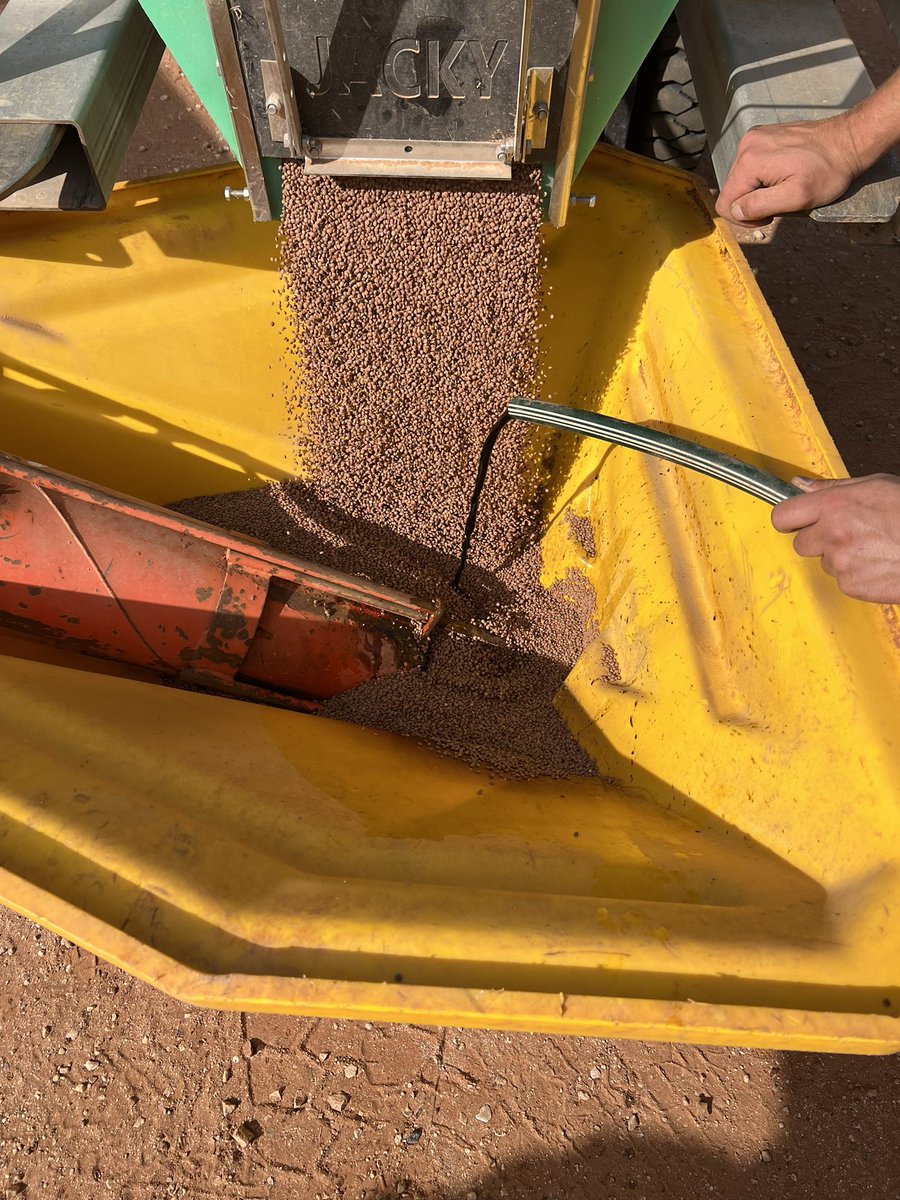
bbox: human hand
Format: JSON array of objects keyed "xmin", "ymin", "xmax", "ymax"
[
  {"xmin": 772, "ymin": 474, "xmax": 900, "ymax": 604},
  {"xmin": 716, "ymin": 118, "xmax": 862, "ymax": 227}
]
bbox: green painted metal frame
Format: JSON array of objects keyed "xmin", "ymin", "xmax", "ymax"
[
  {"xmin": 137, "ymin": 0, "xmax": 239, "ymax": 160},
  {"xmin": 138, "ymin": 0, "xmax": 677, "ymax": 219},
  {"xmin": 574, "ymin": 0, "xmax": 677, "ymax": 179}
]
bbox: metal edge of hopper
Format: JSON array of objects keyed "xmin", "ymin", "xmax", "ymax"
[
  {"xmin": 546, "ymin": 0, "xmax": 602, "ymax": 227},
  {"xmin": 301, "ymin": 138, "xmax": 512, "ymax": 181},
  {"xmin": 0, "ymin": 0, "xmax": 163, "ymax": 211},
  {"xmin": 204, "ymin": 0, "xmax": 273, "ymax": 220},
  {"xmin": 0, "ymin": 451, "xmax": 440, "ymax": 629}
]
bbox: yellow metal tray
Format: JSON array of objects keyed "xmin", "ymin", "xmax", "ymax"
[{"xmin": 2, "ymin": 151, "xmax": 899, "ymax": 1053}]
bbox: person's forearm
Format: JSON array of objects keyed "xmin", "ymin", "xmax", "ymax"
[{"xmin": 843, "ymin": 68, "xmax": 900, "ymax": 172}]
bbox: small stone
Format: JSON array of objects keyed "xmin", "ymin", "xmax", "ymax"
[
  {"xmin": 626, "ymin": 1113, "xmax": 640, "ymax": 1132},
  {"xmin": 826, "ymin": 348, "xmax": 838, "ymax": 358},
  {"xmin": 743, "ymin": 1073, "xmax": 751, "ymax": 1083},
  {"xmin": 232, "ymin": 1119, "xmax": 262, "ymax": 1149},
  {"xmin": 222, "ymin": 1067, "xmax": 232, "ymax": 1083},
  {"xmin": 474, "ymin": 1105, "xmax": 492, "ymax": 1124},
  {"xmin": 41, "ymin": 1025, "xmax": 51, "ymax": 1039},
  {"xmin": 266, "ymin": 1178, "xmax": 275, "ymax": 1187},
  {"xmin": 160, "ymin": 93, "xmax": 169, "ymax": 101},
  {"xmin": 577, "ymin": 1091, "xmax": 590, "ymax": 1101},
  {"xmin": 291, "ymin": 1093, "xmax": 307, "ymax": 1110},
  {"xmin": 326, "ymin": 1092, "xmax": 349, "ymax": 1112},
  {"xmin": 318, "ymin": 1052, "xmax": 330, "ymax": 1062},
  {"xmin": 267, "ymin": 1089, "xmax": 284, "ymax": 1104},
  {"xmin": 221, "ymin": 1097, "xmax": 240, "ymax": 1117},
  {"xmin": 242, "ymin": 1038, "xmax": 264, "ymax": 1058},
  {"xmin": 760, "ymin": 1150, "xmax": 772, "ymax": 1163},
  {"xmin": 65, "ymin": 1029, "xmax": 78, "ymax": 1041},
  {"xmin": 589, "ymin": 1067, "xmax": 602, "ymax": 1079},
  {"xmin": 467, "ymin": 1192, "xmax": 477, "ymax": 1200},
  {"xmin": 344, "ymin": 1064, "xmax": 358, "ymax": 1078},
  {"xmin": 84, "ymin": 1060, "xmax": 100, "ymax": 1072}
]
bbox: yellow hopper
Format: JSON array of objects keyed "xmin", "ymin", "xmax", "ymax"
[{"xmin": 1, "ymin": 148, "xmax": 898, "ymax": 1053}]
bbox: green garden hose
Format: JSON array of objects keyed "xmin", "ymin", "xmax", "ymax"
[
  {"xmin": 452, "ymin": 400, "xmax": 799, "ymax": 592},
  {"xmin": 507, "ymin": 398, "xmax": 800, "ymax": 506}
]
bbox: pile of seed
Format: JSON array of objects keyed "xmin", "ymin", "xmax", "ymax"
[{"xmin": 174, "ymin": 165, "xmax": 598, "ymax": 778}]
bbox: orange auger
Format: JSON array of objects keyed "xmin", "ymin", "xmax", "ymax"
[{"xmin": 0, "ymin": 453, "xmax": 439, "ymax": 709}]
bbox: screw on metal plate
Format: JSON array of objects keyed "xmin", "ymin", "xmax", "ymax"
[
  {"xmin": 570, "ymin": 194, "xmax": 596, "ymax": 207},
  {"xmin": 496, "ymin": 142, "xmax": 514, "ymax": 163},
  {"xmin": 265, "ymin": 93, "xmax": 283, "ymax": 116},
  {"xmin": 224, "ymin": 186, "xmax": 250, "ymax": 201},
  {"xmin": 302, "ymin": 136, "xmax": 322, "ymax": 157},
  {"xmin": 524, "ymin": 67, "xmax": 553, "ymax": 152}
]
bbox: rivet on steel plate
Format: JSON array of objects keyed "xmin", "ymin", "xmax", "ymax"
[
  {"xmin": 265, "ymin": 93, "xmax": 283, "ymax": 115},
  {"xmin": 570, "ymin": 194, "xmax": 596, "ymax": 207},
  {"xmin": 224, "ymin": 186, "xmax": 251, "ymax": 201}
]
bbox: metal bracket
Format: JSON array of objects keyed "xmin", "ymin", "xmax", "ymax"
[
  {"xmin": 260, "ymin": 59, "xmax": 290, "ymax": 148},
  {"xmin": 259, "ymin": 0, "xmax": 301, "ymax": 156},
  {"xmin": 0, "ymin": 0, "xmax": 163, "ymax": 211},
  {"xmin": 523, "ymin": 67, "xmax": 554, "ymax": 153}
]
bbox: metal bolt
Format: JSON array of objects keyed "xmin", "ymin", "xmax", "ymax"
[
  {"xmin": 224, "ymin": 186, "xmax": 250, "ymax": 201},
  {"xmin": 533, "ymin": 101, "xmax": 549, "ymax": 120},
  {"xmin": 496, "ymin": 142, "xmax": 514, "ymax": 163},
  {"xmin": 265, "ymin": 93, "xmax": 283, "ymax": 116},
  {"xmin": 302, "ymin": 137, "xmax": 321, "ymax": 157},
  {"xmin": 570, "ymin": 193, "xmax": 596, "ymax": 207}
]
